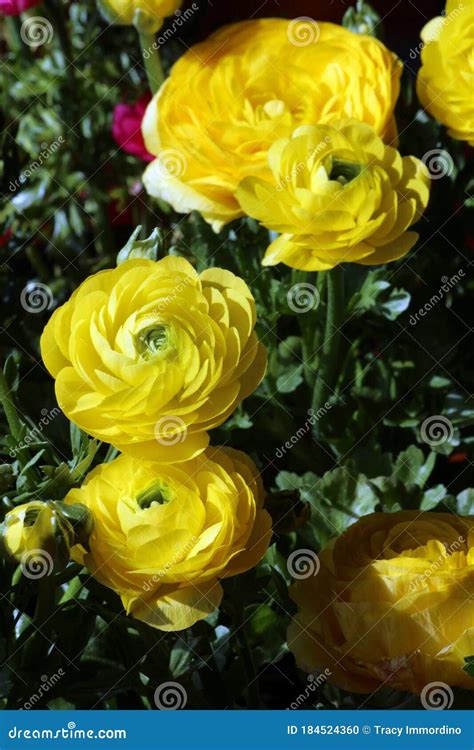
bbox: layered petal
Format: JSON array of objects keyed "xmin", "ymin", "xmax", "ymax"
[{"xmin": 65, "ymin": 449, "xmax": 272, "ymax": 631}]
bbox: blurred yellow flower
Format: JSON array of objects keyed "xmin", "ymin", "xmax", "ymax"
[
  {"xmin": 65, "ymin": 448, "xmax": 272, "ymax": 631},
  {"xmin": 40, "ymin": 257, "xmax": 266, "ymax": 462},
  {"xmin": 417, "ymin": 1, "xmax": 474, "ymax": 146},
  {"xmin": 288, "ymin": 511, "xmax": 474, "ymax": 695},
  {"xmin": 99, "ymin": 0, "xmax": 182, "ymax": 30},
  {"xmin": 142, "ymin": 18, "xmax": 402, "ymax": 230},
  {"xmin": 237, "ymin": 121, "xmax": 430, "ymax": 271}
]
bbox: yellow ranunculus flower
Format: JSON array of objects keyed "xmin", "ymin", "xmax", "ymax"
[
  {"xmin": 1, "ymin": 501, "xmax": 74, "ymax": 573},
  {"xmin": 236, "ymin": 121, "xmax": 431, "ymax": 271},
  {"xmin": 417, "ymin": 1, "xmax": 474, "ymax": 146},
  {"xmin": 65, "ymin": 448, "xmax": 272, "ymax": 631},
  {"xmin": 98, "ymin": 0, "xmax": 182, "ymax": 30},
  {"xmin": 142, "ymin": 18, "xmax": 402, "ymax": 231},
  {"xmin": 40, "ymin": 257, "xmax": 266, "ymax": 462},
  {"xmin": 288, "ymin": 511, "xmax": 474, "ymax": 695}
]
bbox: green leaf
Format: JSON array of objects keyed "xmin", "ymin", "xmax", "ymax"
[
  {"xmin": 348, "ymin": 269, "xmax": 410, "ymax": 321},
  {"xmin": 463, "ymin": 656, "xmax": 474, "ymax": 678},
  {"xmin": 457, "ymin": 489, "xmax": 474, "ymax": 515},
  {"xmin": 276, "ymin": 364, "xmax": 304, "ymax": 394},
  {"xmin": 3, "ymin": 355, "xmax": 19, "ymax": 394},
  {"xmin": 392, "ymin": 446, "xmax": 435, "ymax": 489}
]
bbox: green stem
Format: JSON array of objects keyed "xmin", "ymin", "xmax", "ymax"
[
  {"xmin": 311, "ymin": 265, "xmax": 345, "ymax": 429},
  {"xmin": 237, "ymin": 622, "xmax": 261, "ymax": 708},
  {"xmin": 138, "ymin": 31, "xmax": 164, "ymax": 94},
  {"xmin": 0, "ymin": 367, "xmax": 24, "ymax": 444},
  {"xmin": 5, "ymin": 16, "xmax": 26, "ymax": 55},
  {"xmin": 43, "ymin": 0, "xmax": 75, "ymax": 90}
]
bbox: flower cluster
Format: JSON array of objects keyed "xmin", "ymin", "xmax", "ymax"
[
  {"xmin": 142, "ymin": 18, "xmax": 403, "ymax": 231},
  {"xmin": 5, "ymin": 2, "xmax": 471, "ymax": 704}
]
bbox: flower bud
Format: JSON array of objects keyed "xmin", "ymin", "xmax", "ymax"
[
  {"xmin": 116, "ymin": 226, "xmax": 162, "ymax": 265},
  {"xmin": 0, "ymin": 500, "xmax": 92, "ymax": 575},
  {"xmin": 343, "ymin": 1, "xmax": 382, "ymax": 38}
]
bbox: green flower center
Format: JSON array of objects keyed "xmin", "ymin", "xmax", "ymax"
[
  {"xmin": 329, "ymin": 158, "xmax": 363, "ymax": 185},
  {"xmin": 136, "ymin": 325, "xmax": 169, "ymax": 359},
  {"xmin": 136, "ymin": 482, "xmax": 171, "ymax": 509}
]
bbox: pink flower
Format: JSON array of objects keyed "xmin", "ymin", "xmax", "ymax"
[
  {"xmin": 0, "ymin": 0, "xmax": 40, "ymax": 15},
  {"xmin": 112, "ymin": 94, "xmax": 153, "ymax": 162}
]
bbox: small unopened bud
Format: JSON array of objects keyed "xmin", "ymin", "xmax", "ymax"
[
  {"xmin": 343, "ymin": 1, "xmax": 382, "ymax": 39},
  {"xmin": 117, "ymin": 226, "xmax": 164, "ymax": 265},
  {"xmin": 0, "ymin": 500, "xmax": 92, "ymax": 575}
]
